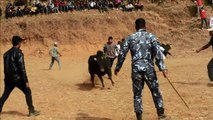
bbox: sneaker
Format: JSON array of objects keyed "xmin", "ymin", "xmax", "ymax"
[
  {"xmin": 28, "ymin": 110, "xmax": 40, "ymax": 117},
  {"xmin": 158, "ymin": 114, "xmax": 170, "ymax": 120}
]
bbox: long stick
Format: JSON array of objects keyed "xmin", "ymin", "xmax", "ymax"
[{"xmin": 165, "ymin": 77, "xmax": 190, "ymax": 109}]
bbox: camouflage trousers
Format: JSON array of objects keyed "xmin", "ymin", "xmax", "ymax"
[{"xmin": 131, "ymin": 69, "xmax": 164, "ymax": 114}]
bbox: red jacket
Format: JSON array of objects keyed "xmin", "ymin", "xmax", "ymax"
[
  {"xmin": 200, "ymin": 9, "xmax": 206, "ymax": 19},
  {"xmin": 196, "ymin": 0, "xmax": 202, "ymax": 6}
]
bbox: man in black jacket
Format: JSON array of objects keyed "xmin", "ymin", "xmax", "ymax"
[{"xmin": 0, "ymin": 36, "xmax": 40, "ymax": 116}]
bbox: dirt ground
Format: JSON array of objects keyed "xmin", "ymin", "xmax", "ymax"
[{"xmin": 0, "ymin": 47, "xmax": 213, "ymax": 120}]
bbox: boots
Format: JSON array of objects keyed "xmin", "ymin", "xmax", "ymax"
[
  {"xmin": 136, "ymin": 112, "xmax": 142, "ymax": 120},
  {"xmin": 157, "ymin": 108, "xmax": 170, "ymax": 120}
]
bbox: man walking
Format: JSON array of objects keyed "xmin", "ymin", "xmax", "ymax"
[
  {"xmin": 103, "ymin": 36, "xmax": 117, "ymax": 68},
  {"xmin": 0, "ymin": 36, "xmax": 40, "ymax": 116},
  {"xmin": 114, "ymin": 18, "xmax": 169, "ymax": 120},
  {"xmin": 196, "ymin": 28, "xmax": 213, "ymax": 84},
  {"xmin": 49, "ymin": 42, "xmax": 62, "ymax": 70}
]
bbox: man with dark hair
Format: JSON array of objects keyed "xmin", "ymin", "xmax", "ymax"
[
  {"xmin": 103, "ymin": 36, "xmax": 117, "ymax": 68},
  {"xmin": 115, "ymin": 18, "xmax": 169, "ymax": 120},
  {"xmin": 0, "ymin": 36, "xmax": 40, "ymax": 116},
  {"xmin": 196, "ymin": 28, "xmax": 213, "ymax": 84}
]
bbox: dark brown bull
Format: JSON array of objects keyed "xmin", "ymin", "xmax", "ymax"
[{"xmin": 88, "ymin": 51, "xmax": 114, "ymax": 88}]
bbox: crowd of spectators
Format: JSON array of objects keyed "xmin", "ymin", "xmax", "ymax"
[{"xmin": 2, "ymin": 0, "xmax": 144, "ymax": 19}]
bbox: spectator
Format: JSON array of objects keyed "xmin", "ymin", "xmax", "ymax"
[
  {"xmin": 114, "ymin": 0, "xmax": 122, "ymax": 8},
  {"xmin": 200, "ymin": 6, "xmax": 208, "ymax": 29},
  {"xmin": 30, "ymin": 4, "xmax": 38, "ymax": 15},
  {"xmin": 53, "ymin": 0, "xmax": 60, "ymax": 13},
  {"xmin": 108, "ymin": 0, "xmax": 114, "ymax": 9},
  {"xmin": 103, "ymin": 36, "xmax": 117, "ymax": 68},
  {"xmin": 59, "ymin": 0, "xmax": 66, "ymax": 12},
  {"xmin": 67, "ymin": 1, "xmax": 75, "ymax": 12},
  {"xmin": 124, "ymin": 3, "xmax": 134, "ymax": 12},
  {"xmin": 134, "ymin": 1, "xmax": 143, "ymax": 11},
  {"xmin": 16, "ymin": 6, "xmax": 23, "ymax": 17},
  {"xmin": 22, "ymin": 5, "xmax": 31, "ymax": 16},
  {"xmin": 88, "ymin": 0, "xmax": 96, "ymax": 9},
  {"xmin": 115, "ymin": 41, "xmax": 122, "ymax": 57},
  {"xmin": 194, "ymin": 0, "xmax": 203, "ymax": 17}
]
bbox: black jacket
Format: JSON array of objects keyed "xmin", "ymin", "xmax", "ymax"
[{"xmin": 4, "ymin": 47, "xmax": 28, "ymax": 83}]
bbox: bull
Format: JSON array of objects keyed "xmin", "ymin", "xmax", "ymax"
[{"xmin": 88, "ymin": 51, "xmax": 114, "ymax": 88}]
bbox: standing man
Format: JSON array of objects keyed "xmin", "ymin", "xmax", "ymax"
[
  {"xmin": 0, "ymin": 36, "xmax": 40, "ymax": 116},
  {"xmin": 114, "ymin": 18, "xmax": 168, "ymax": 120},
  {"xmin": 196, "ymin": 28, "xmax": 213, "ymax": 84},
  {"xmin": 194, "ymin": 0, "xmax": 203, "ymax": 17},
  {"xmin": 200, "ymin": 6, "xmax": 208, "ymax": 29},
  {"xmin": 103, "ymin": 36, "xmax": 117, "ymax": 68},
  {"xmin": 49, "ymin": 42, "xmax": 62, "ymax": 70}
]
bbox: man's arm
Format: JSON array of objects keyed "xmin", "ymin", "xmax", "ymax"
[
  {"xmin": 58, "ymin": 51, "xmax": 62, "ymax": 56},
  {"xmin": 17, "ymin": 51, "xmax": 29, "ymax": 84},
  {"xmin": 196, "ymin": 43, "xmax": 211, "ymax": 53}
]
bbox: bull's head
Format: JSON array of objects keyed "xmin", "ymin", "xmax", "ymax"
[{"xmin": 96, "ymin": 51, "xmax": 105, "ymax": 72}]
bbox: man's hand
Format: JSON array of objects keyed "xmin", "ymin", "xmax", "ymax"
[
  {"xmin": 162, "ymin": 69, "xmax": 168, "ymax": 78},
  {"xmin": 114, "ymin": 69, "xmax": 119, "ymax": 75},
  {"xmin": 196, "ymin": 49, "xmax": 200, "ymax": 53},
  {"xmin": 26, "ymin": 82, "xmax": 30, "ymax": 88}
]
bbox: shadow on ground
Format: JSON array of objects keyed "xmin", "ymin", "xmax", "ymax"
[
  {"xmin": 76, "ymin": 82, "xmax": 94, "ymax": 91},
  {"xmin": 76, "ymin": 113, "xmax": 112, "ymax": 120},
  {"xmin": 1, "ymin": 111, "xmax": 26, "ymax": 116}
]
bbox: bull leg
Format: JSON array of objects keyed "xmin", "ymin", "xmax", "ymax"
[
  {"xmin": 97, "ymin": 75, "xmax": 105, "ymax": 88},
  {"xmin": 90, "ymin": 74, "xmax": 95, "ymax": 87}
]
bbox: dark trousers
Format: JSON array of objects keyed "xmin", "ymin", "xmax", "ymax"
[
  {"xmin": 207, "ymin": 58, "xmax": 213, "ymax": 81},
  {"xmin": 0, "ymin": 81, "xmax": 34, "ymax": 112},
  {"xmin": 201, "ymin": 18, "xmax": 208, "ymax": 29},
  {"xmin": 109, "ymin": 57, "xmax": 116, "ymax": 68},
  {"xmin": 49, "ymin": 56, "xmax": 61, "ymax": 70}
]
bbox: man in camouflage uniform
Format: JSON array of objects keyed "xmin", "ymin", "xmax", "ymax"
[{"xmin": 114, "ymin": 18, "xmax": 168, "ymax": 120}]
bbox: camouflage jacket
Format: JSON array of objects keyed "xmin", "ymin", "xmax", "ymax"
[{"xmin": 115, "ymin": 29, "xmax": 166, "ymax": 72}]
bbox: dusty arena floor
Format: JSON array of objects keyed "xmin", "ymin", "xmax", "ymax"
[{"xmin": 0, "ymin": 51, "xmax": 213, "ymax": 120}]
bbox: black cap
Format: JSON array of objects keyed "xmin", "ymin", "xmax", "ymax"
[{"xmin": 12, "ymin": 36, "xmax": 25, "ymax": 46}]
